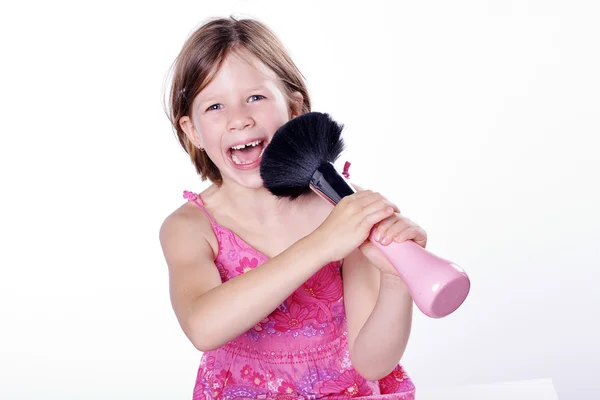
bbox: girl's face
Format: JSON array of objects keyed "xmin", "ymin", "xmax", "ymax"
[{"xmin": 180, "ymin": 49, "xmax": 303, "ymax": 189}]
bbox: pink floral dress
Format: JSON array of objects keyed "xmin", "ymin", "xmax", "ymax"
[{"xmin": 183, "ymin": 190, "xmax": 415, "ymax": 399}]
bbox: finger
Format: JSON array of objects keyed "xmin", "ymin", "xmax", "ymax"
[
  {"xmin": 360, "ymin": 197, "xmax": 394, "ymax": 217},
  {"xmin": 380, "ymin": 194, "xmax": 400, "ymax": 214},
  {"xmin": 372, "ymin": 215, "xmax": 399, "ymax": 242},
  {"xmin": 410, "ymin": 226, "xmax": 428, "ymax": 248},
  {"xmin": 347, "ymin": 190, "xmax": 399, "ymax": 214},
  {"xmin": 355, "ymin": 193, "xmax": 396, "ymax": 212},
  {"xmin": 378, "ymin": 219, "xmax": 410, "ymax": 245},
  {"xmin": 347, "ymin": 194, "xmax": 396, "ymax": 228},
  {"xmin": 394, "ymin": 223, "xmax": 426, "ymax": 243},
  {"xmin": 348, "ymin": 189, "xmax": 374, "ymax": 200},
  {"xmin": 348, "ymin": 192, "xmax": 382, "ymax": 210},
  {"xmin": 392, "ymin": 226, "xmax": 420, "ymax": 244},
  {"xmin": 358, "ymin": 206, "xmax": 394, "ymax": 231},
  {"xmin": 339, "ymin": 190, "xmax": 374, "ymax": 209},
  {"xmin": 341, "ymin": 193, "xmax": 383, "ymax": 215},
  {"xmin": 337, "ymin": 190, "xmax": 370, "ymax": 206}
]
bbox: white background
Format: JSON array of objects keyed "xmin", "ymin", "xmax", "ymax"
[{"xmin": 1, "ymin": 0, "xmax": 598, "ymax": 399}]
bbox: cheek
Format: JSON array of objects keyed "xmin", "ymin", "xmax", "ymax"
[
  {"xmin": 196, "ymin": 120, "xmax": 221, "ymax": 144},
  {"xmin": 258, "ymin": 103, "xmax": 291, "ymax": 131}
]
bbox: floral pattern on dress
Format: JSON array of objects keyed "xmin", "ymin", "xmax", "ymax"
[{"xmin": 185, "ymin": 191, "xmax": 415, "ymax": 400}]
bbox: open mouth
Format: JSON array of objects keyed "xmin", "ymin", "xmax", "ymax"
[{"xmin": 228, "ymin": 139, "xmax": 266, "ymax": 166}]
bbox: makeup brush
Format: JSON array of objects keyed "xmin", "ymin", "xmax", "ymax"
[{"xmin": 260, "ymin": 112, "xmax": 470, "ymax": 318}]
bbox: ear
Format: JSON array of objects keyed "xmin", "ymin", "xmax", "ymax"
[
  {"xmin": 289, "ymin": 91, "xmax": 304, "ymax": 119},
  {"xmin": 179, "ymin": 115, "xmax": 204, "ymax": 149}
]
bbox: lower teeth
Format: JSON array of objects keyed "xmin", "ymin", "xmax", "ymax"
[
  {"xmin": 231, "ymin": 154, "xmax": 253, "ymax": 165},
  {"xmin": 230, "ymin": 146, "xmax": 265, "ymax": 165}
]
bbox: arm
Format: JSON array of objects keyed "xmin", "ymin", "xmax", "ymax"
[
  {"xmin": 343, "ymin": 182, "xmax": 417, "ymax": 380},
  {"xmin": 159, "ymin": 211, "xmax": 329, "ymax": 352},
  {"xmin": 343, "ymin": 247, "xmax": 413, "ymax": 381}
]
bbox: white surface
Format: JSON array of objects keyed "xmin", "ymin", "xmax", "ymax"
[
  {"xmin": 1, "ymin": 1, "xmax": 598, "ymax": 399},
  {"xmin": 419, "ymin": 379, "xmax": 559, "ymax": 400}
]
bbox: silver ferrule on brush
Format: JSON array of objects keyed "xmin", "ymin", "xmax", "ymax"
[{"xmin": 308, "ymin": 162, "xmax": 356, "ymax": 206}]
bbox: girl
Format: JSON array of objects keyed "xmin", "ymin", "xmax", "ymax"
[{"xmin": 160, "ymin": 16, "xmax": 428, "ymax": 400}]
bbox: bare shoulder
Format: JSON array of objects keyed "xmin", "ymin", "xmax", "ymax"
[
  {"xmin": 158, "ymin": 199, "xmax": 222, "ymax": 303},
  {"xmin": 159, "ymin": 201, "xmax": 216, "ymax": 260},
  {"xmin": 158, "ymin": 201, "xmax": 224, "ymax": 346},
  {"xmin": 159, "ymin": 199, "xmax": 224, "ymax": 332}
]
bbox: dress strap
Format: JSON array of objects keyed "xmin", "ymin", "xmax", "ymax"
[{"xmin": 183, "ymin": 190, "xmax": 217, "ymax": 226}]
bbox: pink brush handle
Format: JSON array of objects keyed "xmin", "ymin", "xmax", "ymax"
[{"xmin": 367, "ymin": 231, "xmax": 470, "ymax": 318}]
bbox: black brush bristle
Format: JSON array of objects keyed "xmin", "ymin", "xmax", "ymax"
[{"xmin": 260, "ymin": 112, "xmax": 345, "ymax": 199}]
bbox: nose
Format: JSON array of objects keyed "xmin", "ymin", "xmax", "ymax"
[{"xmin": 226, "ymin": 105, "xmax": 254, "ymax": 132}]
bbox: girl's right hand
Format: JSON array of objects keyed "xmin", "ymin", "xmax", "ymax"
[{"xmin": 311, "ymin": 190, "xmax": 396, "ymax": 264}]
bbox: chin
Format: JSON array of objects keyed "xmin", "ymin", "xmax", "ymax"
[
  {"xmin": 226, "ymin": 173, "xmax": 264, "ymax": 190},
  {"xmin": 243, "ymin": 176, "xmax": 266, "ymax": 190}
]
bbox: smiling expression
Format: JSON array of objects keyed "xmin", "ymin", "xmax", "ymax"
[{"xmin": 179, "ymin": 49, "xmax": 303, "ymax": 188}]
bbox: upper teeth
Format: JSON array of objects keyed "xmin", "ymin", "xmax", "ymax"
[{"xmin": 231, "ymin": 140, "xmax": 263, "ymax": 150}]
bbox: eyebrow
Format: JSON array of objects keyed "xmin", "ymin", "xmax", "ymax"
[
  {"xmin": 246, "ymin": 85, "xmax": 269, "ymax": 93},
  {"xmin": 195, "ymin": 94, "xmax": 217, "ymax": 105},
  {"xmin": 196, "ymin": 85, "xmax": 271, "ymax": 106}
]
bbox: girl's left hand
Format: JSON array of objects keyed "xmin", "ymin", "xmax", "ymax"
[
  {"xmin": 372, "ymin": 212, "xmax": 427, "ymax": 249},
  {"xmin": 358, "ymin": 212, "xmax": 428, "ymax": 277}
]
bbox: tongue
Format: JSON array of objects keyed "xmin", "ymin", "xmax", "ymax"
[{"xmin": 231, "ymin": 144, "xmax": 262, "ymax": 163}]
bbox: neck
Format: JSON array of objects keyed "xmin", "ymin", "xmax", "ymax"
[{"xmin": 214, "ymin": 179, "xmax": 318, "ymax": 227}]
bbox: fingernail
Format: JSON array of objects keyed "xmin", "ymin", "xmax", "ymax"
[
  {"xmin": 393, "ymin": 234, "xmax": 403, "ymax": 242},
  {"xmin": 375, "ymin": 232, "xmax": 381, "ymax": 241},
  {"xmin": 381, "ymin": 236, "xmax": 391, "ymax": 245}
]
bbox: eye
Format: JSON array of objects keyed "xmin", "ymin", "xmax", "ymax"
[
  {"xmin": 206, "ymin": 103, "xmax": 223, "ymax": 112},
  {"xmin": 248, "ymin": 95, "xmax": 265, "ymax": 103}
]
